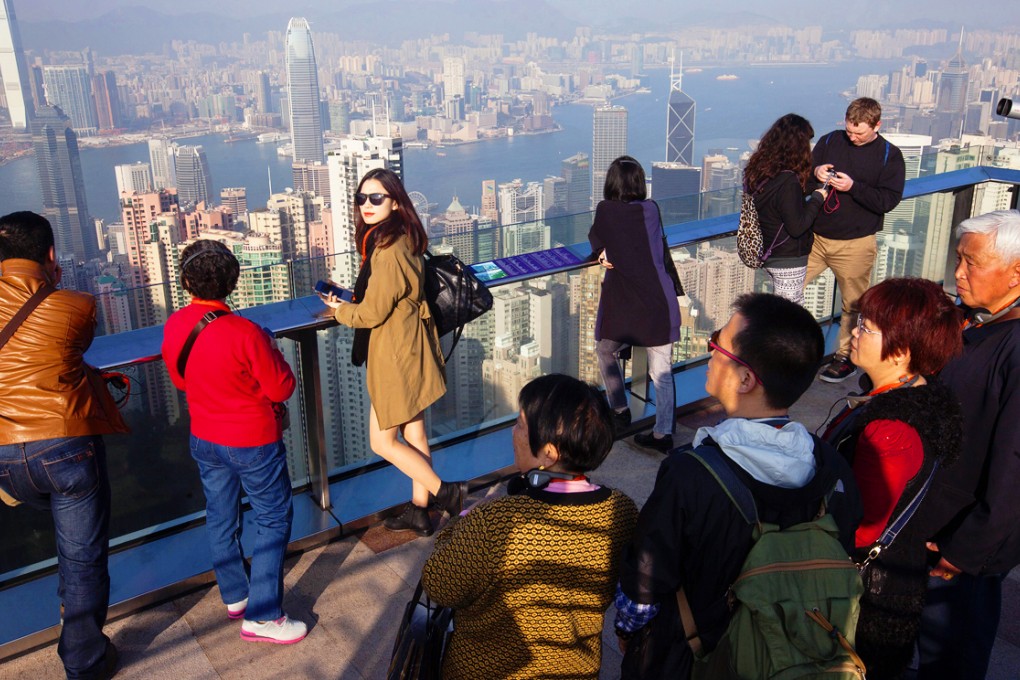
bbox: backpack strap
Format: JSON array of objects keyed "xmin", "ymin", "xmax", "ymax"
[
  {"xmin": 0, "ymin": 284, "xmax": 55, "ymax": 353},
  {"xmin": 176, "ymin": 309, "xmax": 228, "ymax": 378},
  {"xmin": 688, "ymin": 441, "xmax": 759, "ymax": 525},
  {"xmin": 676, "ymin": 441, "xmax": 759, "ymax": 658}
]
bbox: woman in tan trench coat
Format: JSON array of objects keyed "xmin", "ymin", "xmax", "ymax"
[{"xmin": 325, "ymin": 168, "xmax": 466, "ymax": 536}]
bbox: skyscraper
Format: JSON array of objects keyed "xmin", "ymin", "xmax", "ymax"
[
  {"xmin": 592, "ymin": 105, "xmax": 627, "ymax": 206},
  {"xmin": 666, "ymin": 55, "xmax": 696, "ymax": 165},
  {"xmin": 148, "ymin": 138, "xmax": 176, "ymax": 189},
  {"xmin": 285, "ymin": 17, "xmax": 324, "ymax": 163},
  {"xmin": 0, "ymin": 0, "xmax": 33, "ymax": 130},
  {"xmin": 42, "ymin": 65, "xmax": 98, "ymax": 136},
  {"xmin": 33, "ymin": 106, "xmax": 97, "ymax": 262},
  {"xmin": 92, "ymin": 70, "xmax": 121, "ymax": 130},
  {"xmin": 561, "ymin": 153, "xmax": 591, "ymax": 214},
  {"xmin": 255, "ymin": 71, "xmax": 272, "ymax": 113},
  {"xmin": 937, "ymin": 31, "xmax": 968, "ymax": 122},
  {"xmin": 173, "ymin": 145, "xmax": 213, "ymax": 208}
]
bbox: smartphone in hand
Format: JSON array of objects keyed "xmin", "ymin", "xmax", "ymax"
[{"xmin": 314, "ymin": 280, "xmax": 354, "ymax": 302}]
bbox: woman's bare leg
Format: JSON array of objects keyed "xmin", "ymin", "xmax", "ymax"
[{"xmin": 369, "ymin": 406, "xmax": 439, "ymax": 507}]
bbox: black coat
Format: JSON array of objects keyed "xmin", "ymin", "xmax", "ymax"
[
  {"xmin": 618, "ymin": 434, "xmax": 862, "ymax": 679},
  {"xmin": 751, "ymin": 171, "xmax": 823, "ymax": 267},
  {"xmin": 826, "ymin": 381, "xmax": 962, "ymax": 680},
  {"xmin": 588, "ymin": 199, "xmax": 681, "ymax": 347}
]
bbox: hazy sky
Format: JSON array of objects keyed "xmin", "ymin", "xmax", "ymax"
[{"xmin": 12, "ymin": 0, "xmax": 1014, "ymax": 31}]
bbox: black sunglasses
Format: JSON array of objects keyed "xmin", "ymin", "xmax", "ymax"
[{"xmin": 355, "ymin": 192, "xmax": 391, "ymax": 206}]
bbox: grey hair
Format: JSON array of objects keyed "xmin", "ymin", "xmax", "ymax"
[{"xmin": 956, "ymin": 209, "xmax": 1020, "ymax": 263}]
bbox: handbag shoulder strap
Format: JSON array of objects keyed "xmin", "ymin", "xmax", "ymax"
[
  {"xmin": 859, "ymin": 460, "xmax": 940, "ymax": 568},
  {"xmin": 176, "ymin": 309, "xmax": 229, "ymax": 377},
  {"xmin": 0, "ymin": 284, "xmax": 55, "ymax": 353}
]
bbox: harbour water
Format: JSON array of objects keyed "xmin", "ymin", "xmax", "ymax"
[{"xmin": 0, "ymin": 60, "xmax": 903, "ymax": 222}]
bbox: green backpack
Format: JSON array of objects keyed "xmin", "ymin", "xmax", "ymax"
[{"xmin": 679, "ymin": 444, "xmax": 866, "ymax": 680}]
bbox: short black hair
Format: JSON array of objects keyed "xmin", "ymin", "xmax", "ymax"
[
  {"xmin": 179, "ymin": 239, "xmax": 239, "ymax": 301},
  {"xmin": 0, "ymin": 211, "xmax": 54, "ymax": 264},
  {"xmin": 603, "ymin": 155, "xmax": 647, "ymax": 202},
  {"xmin": 518, "ymin": 374, "xmax": 614, "ymax": 474},
  {"xmin": 731, "ymin": 293, "xmax": 824, "ymax": 409}
]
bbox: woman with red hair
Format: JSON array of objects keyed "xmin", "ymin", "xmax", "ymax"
[{"xmin": 822, "ymin": 277, "xmax": 963, "ymax": 679}]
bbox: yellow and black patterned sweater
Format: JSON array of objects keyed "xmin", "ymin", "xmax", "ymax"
[{"xmin": 421, "ymin": 485, "xmax": 638, "ymax": 679}]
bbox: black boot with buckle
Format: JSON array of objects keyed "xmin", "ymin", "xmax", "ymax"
[
  {"xmin": 383, "ymin": 503, "xmax": 433, "ymax": 537},
  {"xmin": 432, "ymin": 480, "xmax": 468, "ymax": 518}
]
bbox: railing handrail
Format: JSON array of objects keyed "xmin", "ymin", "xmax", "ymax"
[{"xmin": 86, "ymin": 165, "xmax": 1020, "ymax": 370}]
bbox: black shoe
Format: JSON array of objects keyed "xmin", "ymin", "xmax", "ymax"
[
  {"xmin": 432, "ymin": 480, "xmax": 468, "ymax": 518},
  {"xmin": 99, "ymin": 641, "xmax": 119, "ymax": 679},
  {"xmin": 819, "ymin": 356, "xmax": 858, "ymax": 383},
  {"xmin": 612, "ymin": 409, "xmax": 632, "ymax": 433},
  {"xmin": 633, "ymin": 432, "xmax": 674, "ymax": 453},
  {"xmin": 383, "ymin": 503, "xmax": 434, "ymax": 537}
]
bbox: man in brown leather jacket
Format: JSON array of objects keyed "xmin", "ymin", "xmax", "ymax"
[{"xmin": 0, "ymin": 211, "xmax": 127, "ymax": 679}]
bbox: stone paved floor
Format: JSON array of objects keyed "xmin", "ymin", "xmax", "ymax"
[{"xmin": 5, "ymin": 378, "xmax": 1019, "ymax": 679}]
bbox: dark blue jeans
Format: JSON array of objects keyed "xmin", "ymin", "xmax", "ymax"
[
  {"xmin": 913, "ymin": 572, "xmax": 1004, "ymax": 680},
  {"xmin": 189, "ymin": 435, "xmax": 293, "ymax": 622},
  {"xmin": 0, "ymin": 436, "xmax": 111, "ymax": 679}
]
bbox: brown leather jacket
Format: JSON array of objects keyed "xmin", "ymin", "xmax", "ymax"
[{"xmin": 0, "ymin": 258, "xmax": 128, "ymax": 445}]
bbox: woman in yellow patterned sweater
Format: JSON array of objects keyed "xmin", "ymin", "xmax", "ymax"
[{"xmin": 422, "ymin": 374, "xmax": 639, "ymax": 679}]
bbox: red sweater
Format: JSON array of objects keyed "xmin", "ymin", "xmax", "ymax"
[
  {"xmin": 162, "ymin": 300, "xmax": 295, "ymax": 447},
  {"xmin": 852, "ymin": 419, "xmax": 923, "ymax": 547}
]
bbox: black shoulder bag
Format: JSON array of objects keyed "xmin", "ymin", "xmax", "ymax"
[{"xmin": 423, "ymin": 250, "xmax": 494, "ymax": 360}]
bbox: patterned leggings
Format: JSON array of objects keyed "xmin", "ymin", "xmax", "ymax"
[{"xmin": 766, "ymin": 265, "xmax": 807, "ymax": 306}]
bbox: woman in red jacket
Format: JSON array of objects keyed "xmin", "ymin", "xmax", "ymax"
[{"xmin": 162, "ymin": 239, "xmax": 305, "ymax": 645}]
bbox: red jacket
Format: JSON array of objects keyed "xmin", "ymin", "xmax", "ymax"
[{"xmin": 162, "ymin": 299, "xmax": 295, "ymax": 447}]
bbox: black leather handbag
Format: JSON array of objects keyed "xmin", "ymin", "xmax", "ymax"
[
  {"xmin": 388, "ymin": 579, "xmax": 454, "ymax": 680},
  {"xmin": 423, "ymin": 250, "xmax": 493, "ymax": 358}
]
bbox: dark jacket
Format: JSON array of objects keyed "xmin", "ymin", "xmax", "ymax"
[
  {"xmin": 588, "ymin": 199, "xmax": 681, "ymax": 347},
  {"xmin": 0, "ymin": 258, "xmax": 128, "ymax": 445},
  {"xmin": 752, "ymin": 171, "xmax": 824, "ymax": 268},
  {"xmin": 826, "ymin": 382, "xmax": 961, "ymax": 679},
  {"xmin": 810, "ymin": 130, "xmax": 906, "ymax": 240},
  {"xmin": 932, "ymin": 317, "xmax": 1020, "ymax": 575},
  {"xmin": 618, "ymin": 420, "xmax": 861, "ymax": 679}
]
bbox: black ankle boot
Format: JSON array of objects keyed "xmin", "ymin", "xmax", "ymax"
[
  {"xmin": 383, "ymin": 503, "xmax": 433, "ymax": 537},
  {"xmin": 432, "ymin": 481, "xmax": 468, "ymax": 518}
]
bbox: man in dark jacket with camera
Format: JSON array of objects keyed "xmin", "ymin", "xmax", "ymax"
[
  {"xmin": 0, "ymin": 211, "xmax": 127, "ymax": 679},
  {"xmin": 808, "ymin": 97, "xmax": 906, "ymax": 384},
  {"xmin": 613, "ymin": 293, "xmax": 861, "ymax": 679}
]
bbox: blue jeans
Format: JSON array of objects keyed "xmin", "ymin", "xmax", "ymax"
[
  {"xmin": 596, "ymin": 339, "xmax": 676, "ymax": 436},
  {"xmin": 189, "ymin": 435, "xmax": 293, "ymax": 622},
  {"xmin": 911, "ymin": 572, "xmax": 1004, "ymax": 680},
  {"xmin": 0, "ymin": 436, "xmax": 111, "ymax": 679}
]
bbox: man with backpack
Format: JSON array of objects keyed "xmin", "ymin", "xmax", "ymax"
[{"xmin": 614, "ymin": 293, "xmax": 863, "ymax": 679}]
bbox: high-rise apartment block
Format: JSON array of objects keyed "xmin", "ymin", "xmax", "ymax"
[
  {"xmin": 92, "ymin": 70, "xmax": 121, "ymax": 130},
  {"xmin": 220, "ymin": 187, "xmax": 248, "ymax": 222},
  {"xmin": 115, "ymin": 162, "xmax": 152, "ymax": 196},
  {"xmin": 592, "ymin": 105, "xmax": 627, "ymax": 206},
  {"xmin": 33, "ymin": 106, "xmax": 97, "ymax": 262},
  {"xmin": 42, "ymin": 65, "xmax": 98, "ymax": 136},
  {"xmin": 285, "ymin": 17, "xmax": 324, "ymax": 163},
  {"xmin": 292, "ymin": 160, "xmax": 331, "ymax": 204},
  {"xmin": 0, "ymin": 0, "xmax": 33, "ymax": 130}
]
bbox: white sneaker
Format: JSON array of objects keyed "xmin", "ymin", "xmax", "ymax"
[
  {"xmin": 226, "ymin": 597, "xmax": 248, "ymax": 620},
  {"xmin": 240, "ymin": 615, "xmax": 307, "ymax": 644}
]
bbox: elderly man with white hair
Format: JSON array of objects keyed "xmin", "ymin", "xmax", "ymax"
[{"xmin": 916, "ymin": 209, "xmax": 1020, "ymax": 680}]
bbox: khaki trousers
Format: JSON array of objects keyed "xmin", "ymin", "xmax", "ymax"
[{"xmin": 806, "ymin": 234, "xmax": 877, "ymax": 359}]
